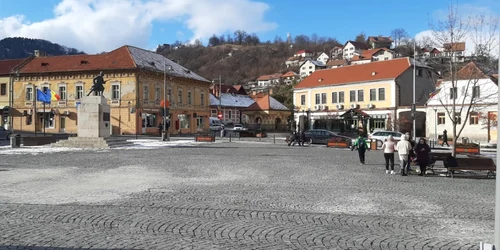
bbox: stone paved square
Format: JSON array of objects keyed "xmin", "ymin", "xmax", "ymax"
[{"xmin": 0, "ymin": 141, "xmax": 495, "ymax": 250}]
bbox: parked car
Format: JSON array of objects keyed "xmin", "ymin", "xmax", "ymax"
[
  {"xmin": 209, "ymin": 117, "xmax": 223, "ymax": 131},
  {"xmin": 303, "ymin": 129, "xmax": 352, "ymax": 145},
  {"xmin": 233, "ymin": 124, "xmax": 246, "ymax": 130},
  {"xmin": 368, "ymin": 131, "xmax": 403, "ymax": 141},
  {"xmin": 0, "ymin": 127, "xmax": 12, "ymax": 140}
]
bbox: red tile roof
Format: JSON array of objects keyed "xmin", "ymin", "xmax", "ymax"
[
  {"xmin": 326, "ymin": 59, "xmax": 346, "ymax": 67},
  {"xmin": 295, "ymin": 57, "xmax": 411, "ymax": 89},
  {"xmin": 0, "ymin": 58, "xmax": 29, "ymax": 76},
  {"xmin": 257, "ymin": 73, "xmax": 282, "ymax": 81},
  {"xmin": 281, "ymin": 71, "xmax": 298, "ymax": 78},
  {"xmin": 455, "ymin": 62, "xmax": 489, "ymax": 80},
  {"xmin": 295, "ymin": 50, "xmax": 313, "ymax": 54},
  {"xmin": 19, "ymin": 46, "xmax": 136, "ymax": 73}
]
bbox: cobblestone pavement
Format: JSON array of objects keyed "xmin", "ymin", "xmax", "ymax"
[{"xmin": 0, "ymin": 142, "xmax": 495, "ymax": 250}]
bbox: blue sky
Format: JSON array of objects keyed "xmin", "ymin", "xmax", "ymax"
[{"xmin": 0, "ymin": 0, "xmax": 498, "ymax": 53}]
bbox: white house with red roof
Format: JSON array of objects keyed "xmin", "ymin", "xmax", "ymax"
[
  {"xmin": 426, "ymin": 62, "xmax": 498, "ymax": 143},
  {"xmin": 316, "ymin": 52, "xmax": 330, "ymax": 64},
  {"xmin": 299, "ymin": 60, "xmax": 327, "ymax": 78},
  {"xmin": 343, "ymin": 41, "xmax": 369, "ymax": 60},
  {"xmin": 294, "ymin": 49, "xmax": 314, "ymax": 58},
  {"xmin": 256, "ymin": 73, "xmax": 283, "ymax": 88}
]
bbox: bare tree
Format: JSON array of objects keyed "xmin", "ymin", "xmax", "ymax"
[
  {"xmin": 390, "ymin": 28, "xmax": 409, "ymax": 48},
  {"xmin": 354, "ymin": 32, "xmax": 367, "ymax": 44},
  {"xmin": 427, "ymin": 3, "xmax": 499, "ymax": 156},
  {"xmin": 233, "ymin": 30, "xmax": 248, "ymax": 44},
  {"xmin": 470, "ymin": 14, "xmax": 499, "ymax": 59}
]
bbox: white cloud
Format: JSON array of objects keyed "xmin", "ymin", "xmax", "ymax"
[
  {"xmin": 0, "ymin": 0, "xmax": 278, "ymax": 53},
  {"xmin": 415, "ymin": 3, "xmax": 500, "ymax": 57}
]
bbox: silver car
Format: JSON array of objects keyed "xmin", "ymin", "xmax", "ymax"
[
  {"xmin": 0, "ymin": 127, "xmax": 12, "ymax": 140},
  {"xmin": 368, "ymin": 130, "xmax": 403, "ymax": 141}
]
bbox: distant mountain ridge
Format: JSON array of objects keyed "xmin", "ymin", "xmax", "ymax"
[{"xmin": 0, "ymin": 37, "xmax": 85, "ymax": 60}]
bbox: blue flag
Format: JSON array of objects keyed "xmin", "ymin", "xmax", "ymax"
[{"xmin": 36, "ymin": 89, "xmax": 51, "ymax": 104}]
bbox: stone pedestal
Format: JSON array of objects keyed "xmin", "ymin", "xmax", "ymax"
[{"xmin": 77, "ymin": 96, "xmax": 111, "ymax": 138}]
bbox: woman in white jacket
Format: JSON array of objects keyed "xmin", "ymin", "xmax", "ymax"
[
  {"xmin": 396, "ymin": 134, "xmax": 413, "ymax": 176},
  {"xmin": 381, "ymin": 135, "xmax": 397, "ymax": 174}
]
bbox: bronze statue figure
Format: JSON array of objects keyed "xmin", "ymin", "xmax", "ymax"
[{"xmin": 87, "ymin": 71, "xmax": 108, "ymax": 96}]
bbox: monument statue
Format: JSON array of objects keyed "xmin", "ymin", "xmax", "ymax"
[{"xmin": 87, "ymin": 71, "xmax": 108, "ymax": 96}]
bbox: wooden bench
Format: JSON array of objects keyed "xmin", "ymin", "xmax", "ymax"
[
  {"xmin": 427, "ymin": 152, "xmax": 452, "ymax": 174},
  {"xmin": 445, "ymin": 157, "xmax": 496, "ymax": 178}
]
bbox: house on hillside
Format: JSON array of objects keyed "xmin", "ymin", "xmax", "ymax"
[
  {"xmin": 329, "ymin": 46, "xmax": 344, "ymax": 60},
  {"xmin": 292, "ymin": 57, "xmax": 438, "ymax": 136},
  {"xmin": 256, "ymin": 73, "xmax": 282, "ymax": 88},
  {"xmin": 442, "ymin": 42, "xmax": 466, "ymax": 62},
  {"xmin": 300, "ymin": 60, "xmax": 327, "ymax": 78},
  {"xmin": 426, "ymin": 62, "xmax": 498, "ymax": 143},
  {"xmin": 419, "ymin": 47, "xmax": 442, "ymax": 58},
  {"xmin": 281, "ymin": 71, "xmax": 300, "ymax": 85},
  {"xmin": 244, "ymin": 92, "xmax": 291, "ymax": 131},
  {"xmin": 367, "ymin": 36, "xmax": 393, "ymax": 49},
  {"xmin": 316, "ymin": 52, "xmax": 330, "ymax": 64},
  {"xmin": 0, "ymin": 58, "xmax": 32, "ymax": 129},
  {"xmin": 326, "ymin": 59, "xmax": 347, "ymax": 68},
  {"xmin": 11, "ymin": 46, "xmax": 212, "ymax": 135},
  {"xmin": 294, "ymin": 49, "xmax": 314, "ymax": 58},
  {"xmin": 350, "ymin": 48, "xmax": 395, "ymax": 65},
  {"xmin": 343, "ymin": 41, "xmax": 369, "ymax": 60},
  {"xmin": 285, "ymin": 56, "xmax": 305, "ymax": 68}
]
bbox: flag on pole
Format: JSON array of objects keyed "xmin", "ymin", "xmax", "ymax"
[
  {"xmin": 49, "ymin": 89, "xmax": 61, "ymax": 101},
  {"xmin": 36, "ymin": 89, "xmax": 51, "ymax": 104}
]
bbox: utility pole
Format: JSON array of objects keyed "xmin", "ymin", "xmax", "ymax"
[
  {"xmin": 412, "ymin": 41, "xmax": 416, "ymax": 139},
  {"xmin": 495, "ymin": 25, "xmax": 500, "ymax": 250},
  {"xmin": 162, "ymin": 61, "xmax": 167, "ymax": 141}
]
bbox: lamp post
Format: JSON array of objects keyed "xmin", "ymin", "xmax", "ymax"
[
  {"xmin": 212, "ymin": 75, "xmax": 222, "ymax": 136},
  {"xmin": 162, "ymin": 62, "xmax": 173, "ymax": 141},
  {"xmin": 495, "ymin": 26, "xmax": 500, "ymax": 249},
  {"xmin": 412, "ymin": 40, "xmax": 417, "ymax": 138}
]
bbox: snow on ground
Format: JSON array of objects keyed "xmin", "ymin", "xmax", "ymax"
[
  {"xmin": 122, "ymin": 139, "xmax": 217, "ymax": 149},
  {"xmin": 0, "ymin": 146, "xmax": 84, "ymax": 155}
]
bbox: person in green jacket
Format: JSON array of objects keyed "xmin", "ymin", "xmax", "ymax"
[{"xmin": 353, "ymin": 135, "xmax": 369, "ymax": 165}]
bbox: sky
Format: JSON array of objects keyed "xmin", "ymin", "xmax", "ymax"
[{"xmin": 0, "ymin": 0, "xmax": 499, "ymax": 55}]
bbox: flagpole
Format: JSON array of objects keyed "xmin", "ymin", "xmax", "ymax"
[
  {"xmin": 34, "ymin": 86, "xmax": 37, "ymax": 137},
  {"xmin": 43, "ymin": 101, "xmax": 46, "ymax": 136}
]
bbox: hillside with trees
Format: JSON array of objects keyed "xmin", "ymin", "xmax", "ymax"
[
  {"xmin": 156, "ymin": 31, "xmax": 345, "ymax": 84},
  {"xmin": 0, "ymin": 37, "xmax": 84, "ymax": 60}
]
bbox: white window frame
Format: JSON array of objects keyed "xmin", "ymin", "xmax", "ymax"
[
  {"xmin": 75, "ymin": 83, "xmax": 84, "ymax": 100},
  {"xmin": 25, "ymin": 85, "xmax": 34, "ymax": 101},
  {"xmin": 58, "ymin": 83, "xmax": 67, "ymax": 101},
  {"xmin": 111, "ymin": 83, "xmax": 121, "ymax": 100}
]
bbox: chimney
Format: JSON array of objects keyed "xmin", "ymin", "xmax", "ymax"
[{"xmin": 34, "ymin": 50, "xmax": 47, "ymax": 57}]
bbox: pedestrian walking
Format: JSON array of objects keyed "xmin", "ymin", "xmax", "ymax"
[
  {"xmin": 396, "ymin": 134, "xmax": 413, "ymax": 176},
  {"xmin": 353, "ymin": 134, "xmax": 369, "ymax": 165},
  {"xmin": 288, "ymin": 131, "xmax": 297, "ymax": 146},
  {"xmin": 414, "ymin": 138, "xmax": 431, "ymax": 176},
  {"xmin": 405, "ymin": 132, "xmax": 416, "ymax": 173},
  {"xmin": 441, "ymin": 129, "xmax": 449, "ymax": 146},
  {"xmin": 157, "ymin": 122, "xmax": 163, "ymax": 136},
  {"xmin": 381, "ymin": 135, "xmax": 397, "ymax": 174}
]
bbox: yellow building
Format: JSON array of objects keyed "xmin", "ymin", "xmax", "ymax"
[
  {"xmin": 293, "ymin": 57, "xmax": 437, "ymax": 134},
  {"xmin": 0, "ymin": 58, "xmax": 31, "ymax": 129},
  {"xmin": 244, "ymin": 93, "xmax": 291, "ymax": 131},
  {"xmin": 11, "ymin": 46, "xmax": 211, "ymax": 135}
]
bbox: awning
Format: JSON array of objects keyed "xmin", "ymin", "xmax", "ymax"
[{"xmin": 340, "ymin": 108, "xmax": 370, "ymax": 119}]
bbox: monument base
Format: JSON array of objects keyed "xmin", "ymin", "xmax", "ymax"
[
  {"xmin": 51, "ymin": 137, "xmax": 133, "ymax": 149},
  {"xmin": 77, "ymin": 96, "xmax": 111, "ymax": 138}
]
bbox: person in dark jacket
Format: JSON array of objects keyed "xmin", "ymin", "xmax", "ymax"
[
  {"xmin": 353, "ymin": 135, "xmax": 369, "ymax": 165},
  {"xmin": 442, "ymin": 129, "xmax": 449, "ymax": 146},
  {"xmin": 414, "ymin": 138, "xmax": 431, "ymax": 176},
  {"xmin": 405, "ymin": 132, "xmax": 416, "ymax": 173}
]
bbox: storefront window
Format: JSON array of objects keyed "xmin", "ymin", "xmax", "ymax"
[
  {"xmin": 142, "ymin": 113, "xmax": 157, "ymax": 128},
  {"xmin": 178, "ymin": 114, "xmax": 190, "ymax": 129},
  {"xmin": 197, "ymin": 117, "xmax": 204, "ymax": 131}
]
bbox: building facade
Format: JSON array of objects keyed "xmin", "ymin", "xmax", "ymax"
[
  {"xmin": 293, "ymin": 58, "xmax": 437, "ymax": 135},
  {"xmin": 11, "ymin": 46, "xmax": 211, "ymax": 135},
  {"xmin": 0, "ymin": 58, "xmax": 30, "ymax": 129},
  {"xmin": 426, "ymin": 62, "xmax": 498, "ymax": 143}
]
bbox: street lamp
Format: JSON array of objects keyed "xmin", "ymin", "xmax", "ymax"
[
  {"xmin": 212, "ymin": 75, "xmax": 223, "ymax": 136},
  {"xmin": 162, "ymin": 62, "xmax": 173, "ymax": 141},
  {"xmin": 412, "ymin": 40, "xmax": 417, "ymax": 138}
]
